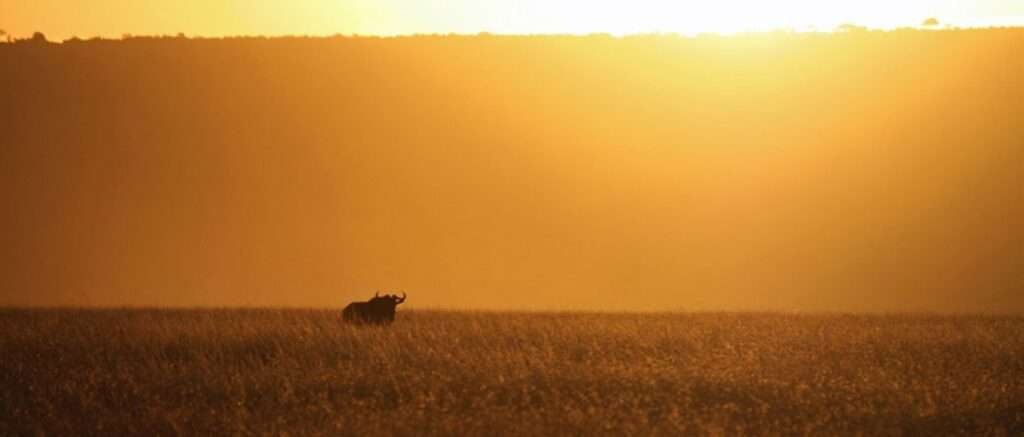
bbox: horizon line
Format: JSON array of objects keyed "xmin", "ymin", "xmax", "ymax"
[
  {"xmin": 5, "ymin": 24, "xmax": 1024, "ymax": 44},
  {"xmin": 2, "ymin": 306, "xmax": 1023, "ymax": 316}
]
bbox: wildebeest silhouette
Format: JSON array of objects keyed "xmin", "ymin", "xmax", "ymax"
[{"xmin": 342, "ymin": 291, "xmax": 407, "ymax": 325}]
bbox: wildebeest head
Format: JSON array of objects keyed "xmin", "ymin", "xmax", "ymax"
[{"xmin": 342, "ymin": 291, "xmax": 407, "ymax": 325}]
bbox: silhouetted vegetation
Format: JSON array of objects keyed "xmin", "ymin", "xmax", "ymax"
[
  {"xmin": 1, "ymin": 310, "xmax": 1022, "ymax": 434},
  {"xmin": 836, "ymin": 23, "xmax": 869, "ymax": 33},
  {"xmin": 1, "ymin": 30, "xmax": 1022, "ymax": 311}
]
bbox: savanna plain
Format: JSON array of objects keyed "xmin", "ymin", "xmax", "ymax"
[
  {"xmin": 2, "ymin": 309, "xmax": 1022, "ymax": 435},
  {"xmin": 2, "ymin": 29, "xmax": 1023, "ymax": 436}
]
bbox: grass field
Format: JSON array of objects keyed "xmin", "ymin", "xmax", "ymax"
[{"xmin": 1, "ymin": 309, "xmax": 1022, "ymax": 435}]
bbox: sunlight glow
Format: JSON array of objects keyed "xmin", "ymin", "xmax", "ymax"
[
  {"xmin": 357, "ymin": 0, "xmax": 1023, "ymax": 35},
  {"xmin": 2, "ymin": 0, "xmax": 1023, "ymax": 40}
]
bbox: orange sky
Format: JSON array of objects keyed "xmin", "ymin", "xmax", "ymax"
[{"xmin": 3, "ymin": 0, "xmax": 1024, "ymax": 40}]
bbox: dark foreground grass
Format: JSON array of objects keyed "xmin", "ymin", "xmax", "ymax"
[{"xmin": 1, "ymin": 309, "xmax": 1022, "ymax": 435}]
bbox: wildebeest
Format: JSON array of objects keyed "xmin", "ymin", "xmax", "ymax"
[{"xmin": 342, "ymin": 291, "xmax": 407, "ymax": 325}]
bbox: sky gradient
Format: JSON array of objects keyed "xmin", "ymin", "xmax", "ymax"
[{"xmin": 3, "ymin": 0, "xmax": 1024, "ymax": 40}]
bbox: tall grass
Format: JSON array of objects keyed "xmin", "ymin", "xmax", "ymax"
[{"xmin": 1, "ymin": 309, "xmax": 1022, "ymax": 435}]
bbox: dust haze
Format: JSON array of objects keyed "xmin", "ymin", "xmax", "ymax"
[{"xmin": 2, "ymin": 30, "xmax": 1021, "ymax": 311}]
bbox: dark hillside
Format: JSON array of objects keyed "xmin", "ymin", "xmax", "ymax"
[{"xmin": 2, "ymin": 31, "xmax": 1022, "ymax": 310}]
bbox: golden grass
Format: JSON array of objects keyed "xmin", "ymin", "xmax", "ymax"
[{"xmin": 1, "ymin": 309, "xmax": 1022, "ymax": 435}]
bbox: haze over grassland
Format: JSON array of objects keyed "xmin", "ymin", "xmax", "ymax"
[{"xmin": 1, "ymin": 29, "xmax": 1022, "ymax": 311}]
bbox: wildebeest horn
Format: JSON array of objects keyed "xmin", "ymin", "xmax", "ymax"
[
  {"xmin": 396, "ymin": 291, "xmax": 406, "ymax": 303},
  {"xmin": 374, "ymin": 290, "xmax": 380, "ymax": 298}
]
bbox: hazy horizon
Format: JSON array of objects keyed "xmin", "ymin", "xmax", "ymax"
[
  {"xmin": 6, "ymin": 21, "xmax": 1024, "ymax": 43},
  {"xmin": 8, "ymin": 24, "xmax": 1024, "ymax": 42},
  {"xmin": 4, "ymin": 0, "xmax": 1024, "ymax": 42}
]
